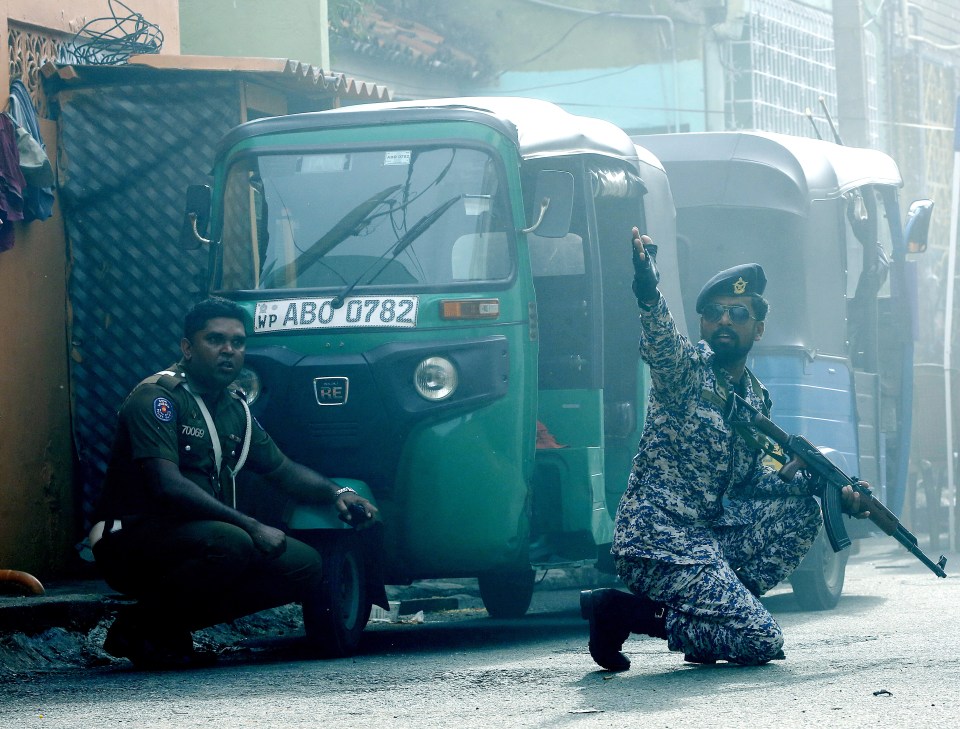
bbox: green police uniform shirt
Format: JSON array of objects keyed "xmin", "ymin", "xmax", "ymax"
[{"xmin": 96, "ymin": 362, "xmax": 284, "ymax": 521}]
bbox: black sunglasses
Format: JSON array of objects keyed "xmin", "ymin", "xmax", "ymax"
[{"xmin": 701, "ymin": 303, "xmax": 756, "ymax": 325}]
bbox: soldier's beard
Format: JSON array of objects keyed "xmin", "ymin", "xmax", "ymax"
[{"xmin": 709, "ymin": 329, "xmax": 754, "ymax": 366}]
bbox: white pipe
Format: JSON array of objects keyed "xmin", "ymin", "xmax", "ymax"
[{"xmin": 945, "ymin": 98, "xmax": 960, "ymax": 552}]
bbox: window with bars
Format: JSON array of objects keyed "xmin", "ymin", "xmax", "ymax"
[{"xmin": 723, "ymin": 0, "xmax": 879, "ymax": 145}]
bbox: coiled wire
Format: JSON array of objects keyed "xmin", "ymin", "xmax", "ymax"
[{"xmin": 70, "ymin": 0, "xmax": 164, "ymax": 65}]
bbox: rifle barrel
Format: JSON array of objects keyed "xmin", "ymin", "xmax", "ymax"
[{"xmin": 893, "ymin": 527, "xmax": 948, "ymax": 577}]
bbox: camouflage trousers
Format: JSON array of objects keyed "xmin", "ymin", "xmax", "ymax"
[{"xmin": 615, "ymin": 494, "xmax": 821, "ymax": 665}]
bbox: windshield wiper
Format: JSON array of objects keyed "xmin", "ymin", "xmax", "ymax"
[
  {"xmin": 260, "ymin": 184, "xmax": 401, "ymax": 289},
  {"xmin": 331, "ymin": 194, "xmax": 461, "ymax": 307}
]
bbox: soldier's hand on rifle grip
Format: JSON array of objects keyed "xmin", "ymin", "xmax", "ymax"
[
  {"xmin": 631, "ymin": 227, "xmax": 660, "ymax": 305},
  {"xmin": 840, "ymin": 484, "xmax": 871, "ymax": 519},
  {"xmin": 777, "ymin": 456, "xmax": 806, "ymax": 482}
]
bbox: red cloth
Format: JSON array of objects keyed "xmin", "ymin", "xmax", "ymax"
[
  {"xmin": 0, "ymin": 113, "xmax": 26, "ymax": 252},
  {"xmin": 536, "ymin": 420, "xmax": 566, "ymax": 449}
]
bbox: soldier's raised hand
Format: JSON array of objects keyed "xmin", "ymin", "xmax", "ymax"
[{"xmin": 631, "ymin": 226, "xmax": 660, "ymax": 305}]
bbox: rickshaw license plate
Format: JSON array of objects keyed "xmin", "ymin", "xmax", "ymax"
[{"xmin": 254, "ymin": 296, "xmax": 419, "ymax": 332}]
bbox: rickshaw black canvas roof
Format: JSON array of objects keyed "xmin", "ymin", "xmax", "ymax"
[
  {"xmin": 218, "ymin": 96, "xmax": 641, "ymax": 164},
  {"xmin": 635, "ymin": 131, "xmax": 902, "ymax": 217}
]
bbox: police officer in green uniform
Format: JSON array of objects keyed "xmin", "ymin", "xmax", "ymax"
[{"xmin": 90, "ymin": 297, "xmax": 378, "ymax": 668}]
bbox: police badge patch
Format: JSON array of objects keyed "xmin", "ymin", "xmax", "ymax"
[{"xmin": 153, "ymin": 397, "xmax": 175, "ymax": 422}]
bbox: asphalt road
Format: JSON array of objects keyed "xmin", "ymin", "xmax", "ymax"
[{"xmin": 1, "ymin": 540, "xmax": 956, "ymax": 729}]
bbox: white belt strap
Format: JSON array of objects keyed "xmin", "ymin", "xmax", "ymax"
[
  {"xmin": 184, "ymin": 384, "xmax": 252, "ymax": 509},
  {"xmin": 89, "ymin": 519, "xmax": 122, "ymax": 548}
]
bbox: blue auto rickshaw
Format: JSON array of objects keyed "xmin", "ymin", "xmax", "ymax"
[{"xmin": 635, "ymin": 131, "xmax": 933, "ymax": 608}]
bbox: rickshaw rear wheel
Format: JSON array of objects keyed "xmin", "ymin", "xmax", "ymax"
[
  {"xmin": 478, "ymin": 568, "xmax": 536, "ymax": 618},
  {"xmin": 302, "ymin": 532, "xmax": 372, "ymax": 657},
  {"xmin": 788, "ymin": 530, "xmax": 848, "ymax": 610}
]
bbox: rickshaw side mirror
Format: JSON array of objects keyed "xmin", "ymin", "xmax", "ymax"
[
  {"xmin": 523, "ymin": 170, "xmax": 574, "ymax": 238},
  {"xmin": 179, "ymin": 184, "xmax": 212, "ymax": 250},
  {"xmin": 904, "ymin": 198, "xmax": 934, "ymax": 253},
  {"xmin": 605, "ymin": 401, "xmax": 636, "ymax": 439}
]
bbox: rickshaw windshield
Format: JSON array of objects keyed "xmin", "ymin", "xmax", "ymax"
[{"xmin": 218, "ymin": 146, "xmax": 513, "ymax": 291}]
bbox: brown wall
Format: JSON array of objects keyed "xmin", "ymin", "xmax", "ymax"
[
  {"xmin": 0, "ymin": 0, "xmax": 180, "ymax": 575},
  {"xmin": 0, "ymin": 119, "xmax": 73, "ymax": 575}
]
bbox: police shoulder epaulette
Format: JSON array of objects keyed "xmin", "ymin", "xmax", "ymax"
[{"xmin": 140, "ymin": 369, "xmax": 186, "ymax": 392}]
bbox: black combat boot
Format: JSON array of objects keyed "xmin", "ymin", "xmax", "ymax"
[
  {"xmin": 627, "ymin": 596, "xmax": 668, "ymax": 639},
  {"xmin": 104, "ymin": 608, "xmax": 216, "ymax": 670},
  {"xmin": 580, "ymin": 589, "xmax": 668, "ymax": 671}
]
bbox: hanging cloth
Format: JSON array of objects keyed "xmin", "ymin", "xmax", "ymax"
[
  {"xmin": 6, "ymin": 80, "xmax": 54, "ymax": 222},
  {"xmin": 0, "ymin": 113, "xmax": 25, "ymax": 252}
]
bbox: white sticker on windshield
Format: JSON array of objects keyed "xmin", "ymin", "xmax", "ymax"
[
  {"xmin": 299, "ymin": 154, "xmax": 351, "ymax": 173},
  {"xmin": 255, "ymin": 296, "xmax": 419, "ymax": 332},
  {"xmin": 384, "ymin": 150, "xmax": 411, "ymax": 166}
]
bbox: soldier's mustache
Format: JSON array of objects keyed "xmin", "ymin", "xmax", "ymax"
[{"xmin": 711, "ymin": 327, "xmax": 737, "ymax": 340}]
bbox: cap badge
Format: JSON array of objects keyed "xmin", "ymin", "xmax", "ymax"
[{"xmin": 733, "ymin": 276, "xmax": 748, "ymax": 295}]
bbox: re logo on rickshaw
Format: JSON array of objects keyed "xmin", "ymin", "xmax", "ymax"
[{"xmin": 314, "ymin": 377, "xmax": 349, "ymax": 406}]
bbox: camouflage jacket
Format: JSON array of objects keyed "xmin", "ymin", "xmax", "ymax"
[{"xmin": 612, "ymin": 295, "xmax": 810, "ymax": 565}]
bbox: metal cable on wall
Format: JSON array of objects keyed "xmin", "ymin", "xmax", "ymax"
[{"xmin": 70, "ymin": 0, "xmax": 164, "ymax": 65}]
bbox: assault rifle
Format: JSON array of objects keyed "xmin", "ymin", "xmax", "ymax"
[{"xmin": 730, "ymin": 394, "xmax": 947, "ymax": 578}]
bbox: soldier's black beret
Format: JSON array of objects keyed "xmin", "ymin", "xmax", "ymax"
[{"xmin": 695, "ymin": 263, "xmax": 767, "ymax": 313}]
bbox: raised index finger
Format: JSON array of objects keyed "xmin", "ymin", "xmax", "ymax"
[{"xmin": 633, "ymin": 229, "xmax": 651, "ymax": 260}]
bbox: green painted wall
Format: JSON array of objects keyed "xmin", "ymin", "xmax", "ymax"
[
  {"xmin": 179, "ymin": 0, "xmax": 330, "ymax": 68},
  {"xmin": 424, "ymin": 0, "xmax": 701, "ymax": 73}
]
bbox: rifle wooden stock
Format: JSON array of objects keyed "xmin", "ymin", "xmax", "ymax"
[{"xmin": 730, "ymin": 394, "xmax": 947, "ymax": 579}]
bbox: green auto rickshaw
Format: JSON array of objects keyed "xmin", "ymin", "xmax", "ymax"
[{"xmin": 181, "ymin": 97, "xmax": 684, "ymax": 655}]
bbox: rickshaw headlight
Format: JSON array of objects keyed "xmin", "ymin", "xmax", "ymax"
[
  {"xmin": 414, "ymin": 356, "xmax": 458, "ymax": 401},
  {"xmin": 232, "ymin": 367, "xmax": 262, "ymax": 405}
]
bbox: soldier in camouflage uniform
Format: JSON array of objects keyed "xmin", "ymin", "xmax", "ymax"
[{"xmin": 581, "ymin": 229, "xmax": 868, "ymax": 671}]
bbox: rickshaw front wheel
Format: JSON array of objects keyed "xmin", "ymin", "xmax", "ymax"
[
  {"xmin": 302, "ymin": 532, "xmax": 372, "ymax": 657},
  {"xmin": 788, "ymin": 530, "xmax": 848, "ymax": 610},
  {"xmin": 478, "ymin": 568, "xmax": 536, "ymax": 618}
]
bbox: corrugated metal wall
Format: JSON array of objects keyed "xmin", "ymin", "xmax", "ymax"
[{"xmin": 57, "ymin": 76, "xmax": 241, "ymax": 526}]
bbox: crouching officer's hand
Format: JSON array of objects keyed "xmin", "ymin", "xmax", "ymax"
[
  {"xmin": 631, "ymin": 227, "xmax": 660, "ymax": 305},
  {"xmin": 337, "ymin": 493, "xmax": 380, "ymax": 530},
  {"xmin": 246, "ymin": 521, "xmax": 287, "ymax": 557}
]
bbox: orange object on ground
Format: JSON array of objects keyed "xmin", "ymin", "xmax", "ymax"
[{"xmin": 0, "ymin": 569, "xmax": 45, "ymax": 595}]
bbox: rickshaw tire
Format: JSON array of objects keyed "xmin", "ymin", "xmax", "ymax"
[
  {"xmin": 302, "ymin": 531, "xmax": 372, "ymax": 658},
  {"xmin": 478, "ymin": 568, "xmax": 536, "ymax": 619},
  {"xmin": 789, "ymin": 530, "xmax": 849, "ymax": 611}
]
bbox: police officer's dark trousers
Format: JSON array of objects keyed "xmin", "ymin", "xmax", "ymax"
[{"xmin": 93, "ymin": 518, "xmax": 323, "ymax": 632}]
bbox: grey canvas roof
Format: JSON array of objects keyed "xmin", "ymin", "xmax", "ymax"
[
  {"xmin": 219, "ymin": 96, "xmax": 641, "ymax": 164},
  {"xmin": 634, "ymin": 131, "xmax": 902, "ymax": 216}
]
